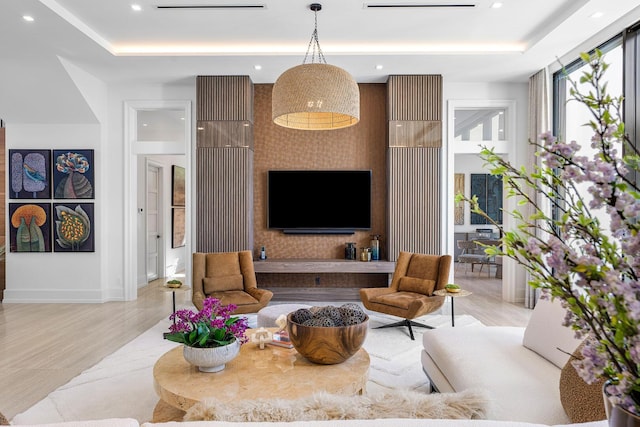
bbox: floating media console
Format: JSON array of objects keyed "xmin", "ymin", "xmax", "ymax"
[{"xmin": 253, "ymin": 258, "xmax": 396, "ymax": 274}]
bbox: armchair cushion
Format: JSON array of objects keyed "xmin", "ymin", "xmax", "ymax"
[
  {"xmin": 406, "ymin": 255, "xmax": 441, "ymax": 281},
  {"xmin": 206, "ymin": 290, "xmax": 259, "ymax": 307},
  {"xmin": 398, "ymin": 277, "xmax": 436, "ymax": 295},
  {"xmin": 205, "ymin": 252, "xmax": 242, "ymax": 276},
  {"xmin": 203, "ymin": 274, "xmax": 244, "ymax": 293},
  {"xmin": 371, "ymin": 292, "xmax": 424, "ymax": 309}
]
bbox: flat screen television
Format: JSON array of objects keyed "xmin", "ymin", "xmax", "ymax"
[{"xmin": 267, "ymin": 170, "xmax": 372, "ymax": 234}]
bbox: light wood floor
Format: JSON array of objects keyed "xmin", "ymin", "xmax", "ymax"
[{"xmin": 0, "ymin": 269, "xmax": 530, "ymax": 420}]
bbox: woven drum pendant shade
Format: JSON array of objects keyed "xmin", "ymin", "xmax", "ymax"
[{"xmin": 272, "ymin": 63, "xmax": 360, "ymax": 130}]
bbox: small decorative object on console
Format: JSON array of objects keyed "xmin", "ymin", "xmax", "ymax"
[
  {"xmin": 166, "ymin": 279, "xmax": 183, "ymax": 288},
  {"xmin": 445, "ymin": 283, "xmax": 461, "ymax": 293}
]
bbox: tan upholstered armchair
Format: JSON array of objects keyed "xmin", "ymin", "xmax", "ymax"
[
  {"xmin": 192, "ymin": 251, "xmax": 273, "ymax": 314},
  {"xmin": 359, "ymin": 252, "xmax": 452, "ymax": 340}
]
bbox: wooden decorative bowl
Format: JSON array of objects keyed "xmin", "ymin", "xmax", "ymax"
[{"xmin": 287, "ymin": 313, "xmax": 369, "ymax": 365}]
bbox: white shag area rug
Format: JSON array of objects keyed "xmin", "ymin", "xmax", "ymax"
[
  {"xmin": 184, "ymin": 389, "xmax": 489, "ymax": 422},
  {"xmin": 12, "ymin": 307, "xmax": 482, "ymax": 425}
]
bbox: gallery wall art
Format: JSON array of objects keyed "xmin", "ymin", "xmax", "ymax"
[
  {"xmin": 172, "ymin": 207, "xmax": 185, "ymax": 248},
  {"xmin": 172, "ymin": 165, "xmax": 185, "ymax": 206},
  {"xmin": 53, "ymin": 150, "xmax": 94, "ymax": 199},
  {"xmin": 8, "ymin": 149, "xmax": 96, "ymax": 254},
  {"xmin": 53, "ymin": 203, "xmax": 94, "ymax": 252},
  {"xmin": 9, "ymin": 150, "xmax": 51, "ymax": 199},
  {"xmin": 9, "ymin": 203, "xmax": 52, "ymax": 252}
]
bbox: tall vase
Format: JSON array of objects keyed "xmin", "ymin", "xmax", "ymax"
[
  {"xmin": 182, "ymin": 340, "xmax": 240, "ymax": 373},
  {"xmin": 603, "ymin": 381, "xmax": 640, "ymax": 427}
]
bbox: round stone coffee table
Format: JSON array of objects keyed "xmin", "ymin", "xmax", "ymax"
[{"xmin": 153, "ymin": 330, "xmax": 370, "ymax": 422}]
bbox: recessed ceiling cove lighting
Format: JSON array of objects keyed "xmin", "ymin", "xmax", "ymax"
[
  {"xmin": 23, "ymin": 15, "xmax": 35, "ymax": 22},
  {"xmin": 131, "ymin": 4, "xmax": 142, "ymax": 11}
]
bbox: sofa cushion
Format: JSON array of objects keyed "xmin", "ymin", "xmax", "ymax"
[
  {"xmin": 398, "ymin": 277, "xmax": 436, "ymax": 295},
  {"xmin": 422, "ymin": 325, "xmax": 570, "ymax": 424},
  {"xmin": 203, "ymin": 274, "xmax": 244, "ymax": 293},
  {"xmin": 522, "ymin": 298, "xmax": 583, "ymax": 369}
]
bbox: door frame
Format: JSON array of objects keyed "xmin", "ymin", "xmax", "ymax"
[{"xmin": 123, "ymin": 100, "xmax": 192, "ymax": 301}]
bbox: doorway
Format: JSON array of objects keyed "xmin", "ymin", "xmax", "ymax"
[{"xmin": 146, "ymin": 162, "xmax": 163, "ymax": 282}]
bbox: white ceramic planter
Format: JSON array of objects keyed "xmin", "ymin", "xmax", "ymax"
[{"xmin": 182, "ymin": 339, "xmax": 240, "ymax": 372}]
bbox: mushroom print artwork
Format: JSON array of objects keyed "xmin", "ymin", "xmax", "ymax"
[
  {"xmin": 9, "ymin": 150, "xmax": 51, "ymax": 199},
  {"xmin": 53, "ymin": 150, "xmax": 94, "ymax": 199},
  {"xmin": 9, "ymin": 203, "xmax": 51, "ymax": 252},
  {"xmin": 53, "ymin": 204, "xmax": 94, "ymax": 252}
]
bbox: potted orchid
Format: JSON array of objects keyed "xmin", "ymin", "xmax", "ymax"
[
  {"xmin": 457, "ymin": 50, "xmax": 640, "ymax": 420},
  {"xmin": 165, "ymin": 297, "xmax": 249, "ymax": 372}
]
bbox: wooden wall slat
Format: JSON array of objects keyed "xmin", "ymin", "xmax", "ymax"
[
  {"xmin": 196, "ymin": 76, "xmax": 254, "ymax": 122},
  {"xmin": 387, "ymin": 148, "xmax": 441, "ymax": 260},
  {"xmin": 387, "ymin": 75, "xmax": 442, "ymax": 121},
  {"xmin": 196, "ymin": 148, "xmax": 253, "ymax": 252}
]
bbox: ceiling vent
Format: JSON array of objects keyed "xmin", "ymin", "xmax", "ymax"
[
  {"xmin": 156, "ymin": 4, "xmax": 265, "ymax": 9},
  {"xmin": 364, "ymin": 3, "xmax": 476, "ymax": 8}
]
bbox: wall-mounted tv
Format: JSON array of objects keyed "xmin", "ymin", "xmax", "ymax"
[{"xmin": 267, "ymin": 170, "xmax": 372, "ymax": 234}]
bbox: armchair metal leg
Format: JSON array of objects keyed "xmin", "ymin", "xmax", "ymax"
[{"xmin": 375, "ymin": 319, "xmax": 434, "ymax": 340}]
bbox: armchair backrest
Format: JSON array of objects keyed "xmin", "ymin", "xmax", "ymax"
[
  {"xmin": 192, "ymin": 251, "xmax": 258, "ymax": 297},
  {"xmin": 389, "ymin": 252, "xmax": 452, "ymax": 295}
]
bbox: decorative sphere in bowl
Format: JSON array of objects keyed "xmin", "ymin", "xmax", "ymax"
[{"xmin": 287, "ymin": 311, "xmax": 369, "ymax": 365}]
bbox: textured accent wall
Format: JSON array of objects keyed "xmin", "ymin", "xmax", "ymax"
[
  {"xmin": 387, "ymin": 148, "xmax": 441, "ymax": 258},
  {"xmin": 196, "ymin": 76, "xmax": 254, "ymax": 252},
  {"xmin": 387, "ymin": 75, "xmax": 442, "ymax": 121},
  {"xmin": 253, "ymin": 84, "xmax": 388, "ymax": 265},
  {"xmin": 196, "ymin": 76, "xmax": 253, "ymax": 121},
  {"xmin": 196, "ymin": 148, "xmax": 254, "ymax": 252},
  {"xmin": 386, "ymin": 75, "xmax": 443, "ymax": 261}
]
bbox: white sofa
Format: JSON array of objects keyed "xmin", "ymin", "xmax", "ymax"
[
  {"xmin": 421, "ymin": 298, "xmax": 585, "ymax": 425},
  {"xmin": 8, "ymin": 418, "xmax": 609, "ymax": 427}
]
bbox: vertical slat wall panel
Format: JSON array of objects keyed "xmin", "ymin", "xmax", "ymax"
[
  {"xmin": 196, "ymin": 76, "xmax": 254, "ymax": 121},
  {"xmin": 387, "ymin": 75, "xmax": 442, "ymax": 121},
  {"xmin": 388, "ymin": 148, "xmax": 441, "ymax": 259},
  {"xmin": 386, "ymin": 74, "xmax": 442, "ymax": 261},
  {"xmin": 196, "ymin": 148, "xmax": 253, "ymax": 252},
  {"xmin": 196, "ymin": 75, "xmax": 254, "ymax": 252}
]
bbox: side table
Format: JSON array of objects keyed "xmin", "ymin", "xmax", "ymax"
[
  {"xmin": 159, "ymin": 285, "xmax": 191, "ymax": 326},
  {"xmin": 433, "ymin": 289, "xmax": 472, "ymax": 327}
]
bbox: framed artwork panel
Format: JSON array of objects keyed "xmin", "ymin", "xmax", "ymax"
[
  {"xmin": 9, "ymin": 150, "xmax": 51, "ymax": 199},
  {"xmin": 9, "ymin": 203, "xmax": 52, "ymax": 252},
  {"xmin": 172, "ymin": 165, "xmax": 185, "ymax": 206},
  {"xmin": 172, "ymin": 207, "xmax": 186, "ymax": 248},
  {"xmin": 53, "ymin": 150, "xmax": 95, "ymax": 199},
  {"xmin": 53, "ymin": 203, "xmax": 95, "ymax": 252}
]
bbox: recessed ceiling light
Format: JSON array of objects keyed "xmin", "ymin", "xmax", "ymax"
[
  {"xmin": 590, "ymin": 11, "xmax": 603, "ymax": 18},
  {"xmin": 253, "ymin": 65, "xmax": 262, "ymax": 70},
  {"xmin": 22, "ymin": 15, "xmax": 34, "ymax": 22},
  {"xmin": 131, "ymin": 4, "xmax": 142, "ymax": 11},
  {"xmin": 375, "ymin": 64, "xmax": 384, "ymax": 70},
  {"xmin": 491, "ymin": 2, "xmax": 502, "ymax": 8}
]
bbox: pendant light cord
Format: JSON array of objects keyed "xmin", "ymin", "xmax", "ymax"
[{"xmin": 303, "ymin": 6, "xmax": 327, "ymax": 65}]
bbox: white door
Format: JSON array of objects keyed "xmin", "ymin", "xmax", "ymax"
[{"xmin": 146, "ymin": 164, "xmax": 162, "ymax": 281}]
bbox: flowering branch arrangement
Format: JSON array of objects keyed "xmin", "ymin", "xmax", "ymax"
[
  {"xmin": 165, "ymin": 297, "xmax": 249, "ymax": 348},
  {"xmin": 456, "ymin": 50, "xmax": 640, "ymax": 414}
]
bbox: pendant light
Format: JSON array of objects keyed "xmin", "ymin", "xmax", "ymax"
[{"xmin": 272, "ymin": 3, "xmax": 360, "ymax": 131}]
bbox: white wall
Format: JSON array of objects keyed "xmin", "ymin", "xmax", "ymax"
[{"xmin": 4, "ymin": 70, "xmax": 194, "ymax": 302}]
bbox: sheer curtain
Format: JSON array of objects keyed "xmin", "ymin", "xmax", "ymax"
[{"xmin": 525, "ymin": 69, "xmax": 549, "ymax": 309}]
